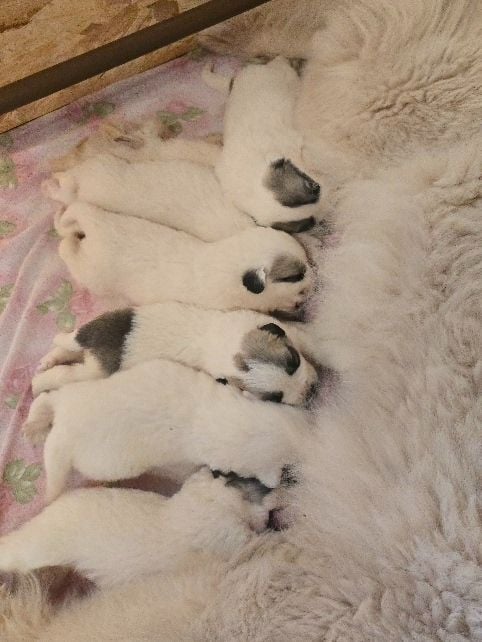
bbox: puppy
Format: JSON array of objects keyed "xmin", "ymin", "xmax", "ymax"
[
  {"xmin": 31, "ymin": 303, "xmax": 319, "ymax": 406},
  {"xmin": 55, "ymin": 202, "xmax": 313, "ymax": 317},
  {"xmin": 0, "ymin": 468, "xmax": 269, "ymax": 589},
  {"xmin": 23, "ymin": 359, "xmax": 311, "ymax": 502},
  {"xmin": 206, "ymin": 56, "xmax": 322, "ymax": 232},
  {"xmin": 43, "ymin": 154, "xmax": 253, "ymax": 242}
]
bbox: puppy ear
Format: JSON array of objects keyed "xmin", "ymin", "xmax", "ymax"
[
  {"xmin": 259, "ymin": 323, "xmax": 286, "ymax": 338},
  {"xmin": 242, "ymin": 268, "xmax": 266, "ymax": 294}
]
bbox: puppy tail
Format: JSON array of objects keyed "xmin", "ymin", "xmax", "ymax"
[{"xmin": 201, "ymin": 63, "xmax": 233, "ymax": 95}]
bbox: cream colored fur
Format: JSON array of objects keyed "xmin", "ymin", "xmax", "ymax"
[
  {"xmin": 43, "ymin": 155, "xmax": 253, "ymax": 242},
  {"xmin": 0, "ymin": 469, "xmax": 268, "ymax": 588},
  {"xmin": 23, "ymin": 358, "xmax": 310, "ymax": 502},
  {"xmin": 2, "ymin": 0, "xmax": 481, "ymax": 639},
  {"xmin": 54, "ymin": 202, "xmax": 313, "ymax": 314},
  {"xmin": 32, "ymin": 303, "xmax": 318, "ymax": 406}
]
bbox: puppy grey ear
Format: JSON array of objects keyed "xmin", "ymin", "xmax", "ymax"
[
  {"xmin": 259, "ymin": 323, "xmax": 286, "ymax": 338},
  {"xmin": 285, "ymin": 346, "xmax": 301, "ymax": 375},
  {"xmin": 264, "ymin": 159, "xmax": 321, "ymax": 208},
  {"xmin": 242, "ymin": 268, "xmax": 266, "ymax": 293},
  {"xmin": 271, "ymin": 217, "xmax": 315, "ymax": 233}
]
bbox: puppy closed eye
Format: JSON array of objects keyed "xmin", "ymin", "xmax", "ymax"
[
  {"xmin": 261, "ymin": 391, "xmax": 283, "ymax": 403},
  {"xmin": 270, "ymin": 255, "xmax": 307, "ymax": 284}
]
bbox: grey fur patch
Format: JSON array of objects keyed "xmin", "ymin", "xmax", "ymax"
[
  {"xmin": 271, "ymin": 217, "xmax": 315, "ymax": 233},
  {"xmin": 288, "ymin": 57, "xmax": 307, "ymax": 76},
  {"xmin": 242, "ymin": 269, "xmax": 266, "ymax": 293},
  {"xmin": 212, "ymin": 470, "xmax": 272, "ymax": 502},
  {"xmin": 270, "ymin": 254, "xmax": 306, "ymax": 283},
  {"xmin": 264, "ymin": 158, "xmax": 320, "ymax": 208},
  {"xmin": 236, "ymin": 326, "xmax": 301, "ymax": 376},
  {"xmin": 76, "ymin": 309, "xmax": 134, "ymax": 375}
]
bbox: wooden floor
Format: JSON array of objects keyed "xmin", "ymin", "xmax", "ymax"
[{"xmin": 0, "ymin": 0, "xmax": 208, "ymax": 132}]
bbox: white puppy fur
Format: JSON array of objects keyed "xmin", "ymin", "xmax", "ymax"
[
  {"xmin": 43, "ymin": 155, "xmax": 253, "ymax": 242},
  {"xmin": 55, "ymin": 202, "xmax": 313, "ymax": 315},
  {"xmin": 0, "ymin": 468, "xmax": 268, "ymax": 588},
  {"xmin": 208, "ymin": 56, "xmax": 322, "ymax": 232},
  {"xmin": 31, "ymin": 303, "xmax": 318, "ymax": 406},
  {"xmin": 45, "ymin": 59, "xmax": 321, "ymax": 236},
  {"xmin": 23, "ymin": 358, "xmax": 310, "ymax": 502}
]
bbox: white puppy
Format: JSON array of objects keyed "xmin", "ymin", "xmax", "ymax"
[
  {"xmin": 206, "ymin": 56, "xmax": 322, "ymax": 232},
  {"xmin": 31, "ymin": 303, "xmax": 319, "ymax": 406},
  {"xmin": 43, "ymin": 58, "xmax": 320, "ymax": 238},
  {"xmin": 55, "ymin": 202, "xmax": 313, "ymax": 317},
  {"xmin": 43, "ymin": 155, "xmax": 252, "ymax": 242},
  {"xmin": 0, "ymin": 468, "xmax": 269, "ymax": 588},
  {"xmin": 23, "ymin": 359, "xmax": 310, "ymax": 502}
]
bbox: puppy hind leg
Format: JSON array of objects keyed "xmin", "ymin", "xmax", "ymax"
[
  {"xmin": 0, "ymin": 502, "xmax": 75, "ymax": 574},
  {"xmin": 22, "ymin": 393, "xmax": 54, "ymax": 445},
  {"xmin": 43, "ymin": 432, "xmax": 73, "ymax": 505},
  {"xmin": 32, "ymin": 355, "xmax": 104, "ymax": 397}
]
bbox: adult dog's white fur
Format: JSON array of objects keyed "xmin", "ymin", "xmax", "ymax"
[
  {"xmin": 54, "ymin": 202, "xmax": 313, "ymax": 315},
  {"xmin": 23, "ymin": 358, "xmax": 310, "ymax": 502},
  {"xmin": 31, "ymin": 303, "xmax": 318, "ymax": 406},
  {"xmin": 0, "ymin": 469, "xmax": 268, "ymax": 588},
  {"xmin": 2, "ymin": 0, "xmax": 482, "ymax": 639}
]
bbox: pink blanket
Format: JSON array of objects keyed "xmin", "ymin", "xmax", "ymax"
[{"xmin": 0, "ymin": 50, "xmax": 238, "ymax": 535}]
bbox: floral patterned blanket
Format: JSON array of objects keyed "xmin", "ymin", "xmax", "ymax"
[{"xmin": 0, "ymin": 49, "xmax": 237, "ymax": 535}]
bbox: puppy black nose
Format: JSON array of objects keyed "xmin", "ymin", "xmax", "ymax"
[{"xmin": 311, "ymin": 182, "xmax": 320, "ymax": 196}]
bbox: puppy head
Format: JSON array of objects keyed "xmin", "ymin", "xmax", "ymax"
[
  {"xmin": 230, "ymin": 322, "xmax": 319, "ymax": 406},
  {"xmin": 243, "ymin": 157, "xmax": 321, "ymax": 231}
]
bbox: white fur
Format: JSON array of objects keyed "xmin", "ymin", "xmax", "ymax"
[
  {"xmin": 214, "ymin": 57, "xmax": 322, "ymax": 227},
  {"xmin": 43, "ymin": 155, "xmax": 252, "ymax": 242},
  {"xmin": 0, "ymin": 468, "xmax": 268, "ymax": 588},
  {"xmin": 55, "ymin": 202, "xmax": 312, "ymax": 314},
  {"xmin": 23, "ymin": 358, "xmax": 310, "ymax": 502},
  {"xmin": 3, "ymin": 1, "xmax": 482, "ymax": 639},
  {"xmin": 32, "ymin": 303, "xmax": 318, "ymax": 406}
]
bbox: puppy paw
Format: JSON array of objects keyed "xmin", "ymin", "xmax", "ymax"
[
  {"xmin": 22, "ymin": 420, "xmax": 51, "ymax": 445},
  {"xmin": 229, "ymin": 323, "xmax": 318, "ymax": 406},
  {"xmin": 42, "ymin": 174, "xmax": 77, "ymax": 205}
]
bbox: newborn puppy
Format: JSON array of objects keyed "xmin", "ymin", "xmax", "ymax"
[
  {"xmin": 23, "ymin": 359, "xmax": 311, "ymax": 502},
  {"xmin": 0, "ymin": 468, "xmax": 269, "ymax": 589},
  {"xmin": 43, "ymin": 154, "xmax": 252, "ymax": 242},
  {"xmin": 55, "ymin": 202, "xmax": 312, "ymax": 317},
  {"xmin": 32, "ymin": 303, "xmax": 319, "ymax": 406},
  {"xmin": 206, "ymin": 56, "xmax": 321, "ymax": 231}
]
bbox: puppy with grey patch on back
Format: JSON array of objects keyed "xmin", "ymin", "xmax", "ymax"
[
  {"xmin": 22, "ymin": 359, "xmax": 311, "ymax": 503},
  {"xmin": 55, "ymin": 202, "xmax": 313, "ymax": 317},
  {"xmin": 204, "ymin": 56, "xmax": 322, "ymax": 232},
  {"xmin": 31, "ymin": 303, "xmax": 319, "ymax": 406}
]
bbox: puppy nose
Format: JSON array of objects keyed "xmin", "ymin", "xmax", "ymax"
[{"xmin": 311, "ymin": 182, "xmax": 320, "ymax": 196}]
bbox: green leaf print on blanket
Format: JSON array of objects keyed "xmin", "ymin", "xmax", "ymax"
[
  {"xmin": 36, "ymin": 280, "xmax": 76, "ymax": 331},
  {"xmin": 0, "ymin": 220, "xmax": 16, "ymax": 238},
  {"xmin": 0, "ymin": 284, "xmax": 14, "ymax": 314},
  {"xmin": 3, "ymin": 459, "xmax": 42, "ymax": 504},
  {"xmin": 157, "ymin": 105, "xmax": 205, "ymax": 136},
  {"xmin": 0, "ymin": 155, "xmax": 17, "ymax": 189}
]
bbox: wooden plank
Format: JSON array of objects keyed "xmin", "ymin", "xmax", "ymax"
[{"xmin": 0, "ymin": 0, "xmax": 271, "ymax": 129}]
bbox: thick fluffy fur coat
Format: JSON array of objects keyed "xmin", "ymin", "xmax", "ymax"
[{"xmin": 2, "ymin": 0, "xmax": 481, "ymax": 639}]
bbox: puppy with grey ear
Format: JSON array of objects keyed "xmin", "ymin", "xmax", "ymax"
[
  {"xmin": 0, "ymin": 468, "xmax": 270, "ymax": 589},
  {"xmin": 32, "ymin": 303, "xmax": 319, "ymax": 406},
  {"xmin": 22, "ymin": 359, "xmax": 311, "ymax": 502},
  {"xmin": 55, "ymin": 202, "xmax": 312, "ymax": 317},
  {"xmin": 204, "ymin": 56, "xmax": 322, "ymax": 232}
]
